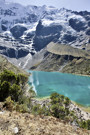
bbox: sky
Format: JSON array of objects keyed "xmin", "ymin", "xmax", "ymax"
[{"xmin": 6, "ymin": 0, "xmax": 90, "ymax": 11}]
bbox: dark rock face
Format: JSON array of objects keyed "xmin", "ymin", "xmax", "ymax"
[
  {"xmin": 35, "ymin": 21, "xmax": 44, "ymax": 36},
  {"xmin": 89, "ymin": 39, "xmax": 90, "ymax": 43},
  {"xmin": 86, "ymin": 29, "xmax": 90, "ymax": 35},
  {"xmin": 69, "ymin": 18, "xmax": 86, "ymax": 32},
  {"xmin": 27, "ymin": 32, "xmax": 35, "ymax": 38},
  {"xmin": 0, "ymin": 46, "xmax": 6, "ymax": 50},
  {"xmin": 18, "ymin": 48, "xmax": 29, "ymax": 58},
  {"xmin": 10, "ymin": 25, "xmax": 27, "ymax": 39},
  {"xmin": 79, "ymin": 11, "xmax": 90, "ymax": 16},
  {"xmin": 6, "ymin": 48, "xmax": 16, "ymax": 58},
  {"xmin": 1, "ymin": 24, "xmax": 7, "ymax": 31},
  {"xmin": 1, "ymin": 48, "xmax": 16, "ymax": 58},
  {"xmin": 84, "ymin": 15, "xmax": 90, "ymax": 21},
  {"xmin": 88, "ymin": 21, "xmax": 90, "ymax": 27},
  {"xmin": 33, "ymin": 21, "xmax": 62, "ymax": 50},
  {"xmin": 36, "ymin": 21, "xmax": 62, "ymax": 36},
  {"xmin": 33, "ymin": 35, "xmax": 58, "ymax": 51},
  {"xmin": 73, "ymin": 11, "xmax": 90, "ymax": 21},
  {"xmin": 63, "ymin": 34, "xmax": 77, "ymax": 42},
  {"xmin": 4, "ymin": 9, "xmax": 15, "ymax": 16},
  {"xmin": 0, "ymin": 44, "xmax": 30, "ymax": 58},
  {"xmin": 27, "ymin": 14, "xmax": 38, "ymax": 23}
]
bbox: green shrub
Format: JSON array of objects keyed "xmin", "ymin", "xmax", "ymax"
[
  {"xmin": 0, "ymin": 81, "xmax": 10, "ymax": 101},
  {"xmin": 80, "ymin": 120, "xmax": 90, "ymax": 130},
  {"xmin": 51, "ymin": 103, "xmax": 60, "ymax": 118},
  {"xmin": 32, "ymin": 104, "xmax": 41, "ymax": 115},
  {"xmin": 80, "ymin": 120, "xmax": 87, "ymax": 129},
  {"xmin": 15, "ymin": 103, "xmax": 28, "ymax": 113},
  {"xmin": 64, "ymin": 97, "xmax": 70, "ymax": 106},
  {"xmin": 4, "ymin": 96, "xmax": 14, "ymax": 111},
  {"xmin": 87, "ymin": 120, "xmax": 90, "ymax": 130},
  {"xmin": 50, "ymin": 92, "xmax": 78, "ymax": 122},
  {"xmin": 50, "ymin": 93, "xmax": 60, "ymax": 101},
  {"xmin": 64, "ymin": 116, "xmax": 71, "ymax": 122},
  {"xmin": 0, "ymin": 70, "xmax": 31, "ymax": 113},
  {"xmin": 29, "ymin": 87, "xmax": 36, "ymax": 98},
  {"xmin": 32, "ymin": 104, "xmax": 50, "ymax": 116},
  {"xmin": 0, "ymin": 70, "xmax": 17, "ymax": 83},
  {"xmin": 0, "ymin": 70, "xmax": 28, "ymax": 102},
  {"xmin": 10, "ymin": 84, "xmax": 22, "ymax": 102},
  {"xmin": 17, "ymin": 73, "xmax": 28, "ymax": 85}
]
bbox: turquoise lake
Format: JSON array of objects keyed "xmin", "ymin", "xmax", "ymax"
[{"xmin": 29, "ymin": 71, "xmax": 90, "ymax": 106}]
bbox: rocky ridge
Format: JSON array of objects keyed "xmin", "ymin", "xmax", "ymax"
[{"xmin": 29, "ymin": 42, "xmax": 90, "ymax": 75}]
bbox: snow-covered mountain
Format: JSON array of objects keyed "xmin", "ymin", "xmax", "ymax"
[{"xmin": 0, "ymin": 0, "xmax": 90, "ymax": 68}]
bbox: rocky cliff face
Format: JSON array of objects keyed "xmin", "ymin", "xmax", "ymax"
[{"xmin": 0, "ymin": 1, "xmax": 90, "ymax": 69}]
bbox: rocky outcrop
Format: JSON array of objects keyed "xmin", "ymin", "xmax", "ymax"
[
  {"xmin": 33, "ymin": 21, "xmax": 62, "ymax": 50},
  {"xmin": 62, "ymin": 34, "xmax": 77, "ymax": 43},
  {"xmin": 86, "ymin": 28, "xmax": 90, "ymax": 35},
  {"xmin": 69, "ymin": 103, "xmax": 90, "ymax": 121},
  {"xmin": 1, "ymin": 24, "xmax": 7, "ymax": 31},
  {"xmin": 18, "ymin": 48, "xmax": 29, "ymax": 58},
  {"xmin": 3, "ymin": 48, "xmax": 16, "ymax": 58},
  {"xmin": 10, "ymin": 25, "xmax": 27, "ymax": 39},
  {"xmin": 27, "ymin": 14, "xmax": 38, "ymax": 23},
  {"xmin": 69, "ymin": 18, "xmax": 87, "ymax": 32},
  {"xmin": 88, "ymin": 21, "xmax": 90, "ymax": 27},
  {"xmin": 36, "ymin": 21, "xmax": 62, "ymax": 36}
]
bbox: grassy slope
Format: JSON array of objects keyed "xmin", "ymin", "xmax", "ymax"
[
  {"xmin": 0, "ymin": 110, "xmax": 90, "ymax": 135},
  {"xmin": 30, "ymin": 42, "xmax": 90, "ymax": 76},
  {"xmin": 47, "ymin": 42, "xmax": 90, "ymax": 59},
  {"xmin": 0, "ymin": 55, "xmax": 27, "ymax": 74}
]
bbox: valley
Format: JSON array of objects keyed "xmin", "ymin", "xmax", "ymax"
[{"xmin": 0, "ymin": 0, "xmax": 90, "ymax": 134}]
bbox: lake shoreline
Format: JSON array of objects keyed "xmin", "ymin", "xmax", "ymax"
[
  {"xmin": 29, "ymin": 69, "xmax": 90, "ymax": 77},
  {"xmin": 31, "ymin": 97, "xmax": 90, "ymax": 121},
  {"xmin": 33, "ymin": 95, "xmax": 90, "ymax": 112}
]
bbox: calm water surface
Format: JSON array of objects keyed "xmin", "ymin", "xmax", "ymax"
[{"xmin": 28, "ymin": 71, "xmax": 90, "ymax": 106}]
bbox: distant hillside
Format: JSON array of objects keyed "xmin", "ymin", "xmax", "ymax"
[
  {"xmin": 47, "ymin": 42, "xmax": 90, "ymax": 59},
  {"xmin": 30, "ymin": 42, "xmax": 90, "ymax": 76},
  {"xmin": 0, "ymin": 55, "xmax": 26, "ymax": 74}
]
